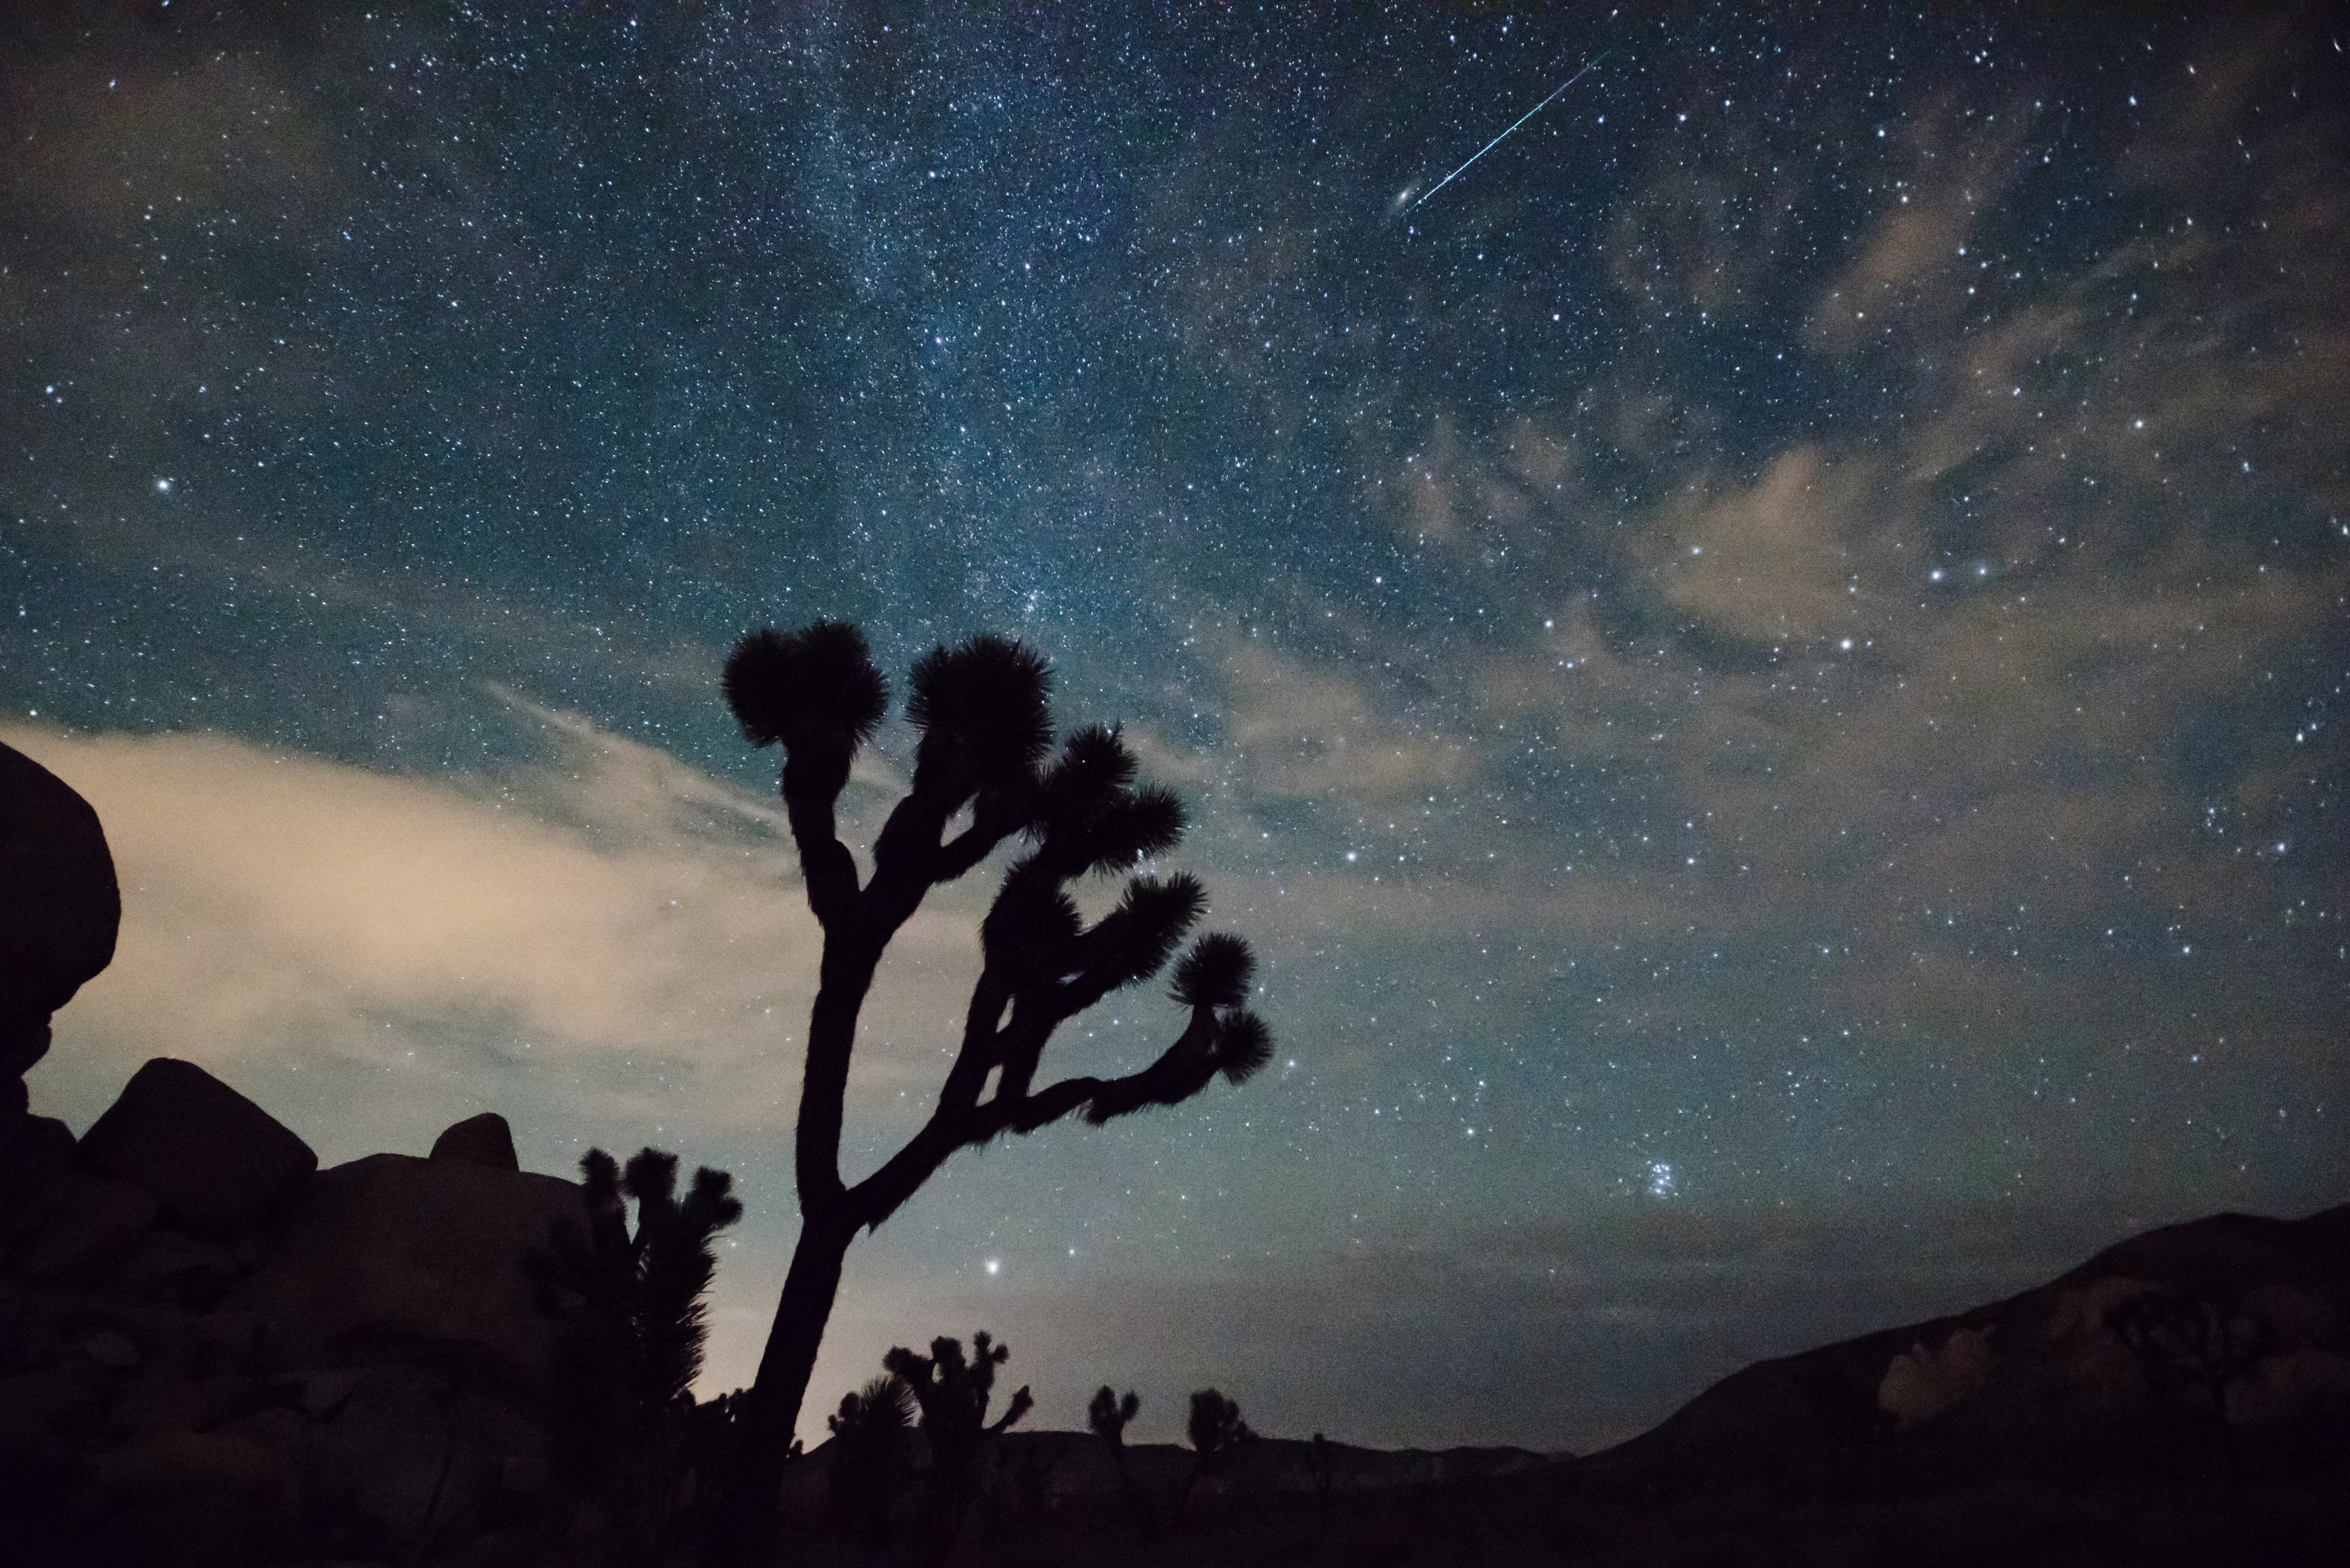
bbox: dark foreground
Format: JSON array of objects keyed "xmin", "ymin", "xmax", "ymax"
[
  {"xmin": 815, "ymin": 1468, "xmax": 2347, "ymax": 1568},
  {"xmin": 5, "ymin": 1046, "xmax": 2343, "ymax": 1565}
]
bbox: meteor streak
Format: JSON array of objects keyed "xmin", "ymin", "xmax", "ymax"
[{"xmin": 1402, "ymin": 51, "xmax": 1612, "ymax": 215}]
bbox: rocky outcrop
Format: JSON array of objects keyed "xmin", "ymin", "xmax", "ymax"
[
  {"xmin": 79, "ymin": 1059, "xmax": 318, "ymax": 1239},
  {"xmin": 1, "ymin": 1084, "xmax": 590, "ymax": 1566},
  {"xmin": 428, "ymin": 1111, "xmax": 519, "ymax": 1172},
  {"xmin": 0, "ymin": 741, "xmax": 120, "ymax": 1140},
  {"xmin": 226, "ymin": 1150, "xmax": 589, "ymax": 1383}
]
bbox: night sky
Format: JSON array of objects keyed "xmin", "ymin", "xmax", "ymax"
[{"xmin": 6, "ymin": 3, "xmax": 2346, "ymax": 1455}]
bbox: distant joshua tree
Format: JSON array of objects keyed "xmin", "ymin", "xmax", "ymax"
[
  {"xmin": 709, "ymin": 621, "xmax": 1271, "ymax": 1554},
  {"xmin": 883, "ymin": 1332, "xmax": 1034, "ymax": 1553},
  {"xmin": 1088, "ymin": 1386, "xmax": 1153, "ymax": 1540},
  {"xmin": 1184, "ymin": 1388, "xmax": 1255, "ymax": 1516},
  {"xmin": 2104, "ymin": 1286, "xmax": 2268, "ymax": 1479}
]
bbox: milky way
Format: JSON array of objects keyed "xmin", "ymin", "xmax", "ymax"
[{"xmin": 5, "ymin": 5, "xmax": 2345, "ymax": 1452}]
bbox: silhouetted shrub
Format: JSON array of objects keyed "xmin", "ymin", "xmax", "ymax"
[
  {"xmin": 2106, "ymin": 1286, "xmax": 2267, "ymax": 1480},
  {"xmin": 882, "ymin": 1331, "xmax": 1034, "ymax": 1554},
  {"xmin": 1184, "ymin": 1387, "xmax": 1254, "ymax": 1518},
  {"xmin": 531, "ymin": 1145, "xmax": 742, "ymax": 1559},
  {"xmin": 826, "ymin": 1372, "xmax": 915, "ymax": 1546},
  {"xmin": 1088, "ymin": 1384, "xmax": 1153, "ymax": 1540}
]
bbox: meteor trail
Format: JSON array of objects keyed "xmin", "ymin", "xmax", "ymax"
[{"xmin": 1402, "ymin": 51, "xmax": 1612, "ymax": 215}]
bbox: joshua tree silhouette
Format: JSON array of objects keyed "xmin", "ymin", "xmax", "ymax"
[
  {"xmin": 825, "ymin": 1372, "xmax": 915, "ymax": 1546},
  {"xmin": 709, "ymin": 621, "xmax": 1270, "ymax": 1555},
  {"xmin": 883, "ymin": 1332, "xmax": 1034, "ymax": 1554},
  {"xmin": 2104, "ymin": 1286, "xmax": 2268, "ymax": 1480},
  {"xmin": 531, "ymin": 1146, "xmax": 742, "ymax": 1554},
  {"xmin": 1184, "ymin": 1387, "xmax": 1255, "ymax": 1517},
  {"xmin": 1088, "ymin": 1385, "xmax": 1153, "ymax": 1540}
]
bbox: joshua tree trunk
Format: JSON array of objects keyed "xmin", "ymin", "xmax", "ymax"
[
  {"xmin": 702, "ymin": 624, "xmax": 1271, "ymax": 1566},
  {"xmin": 748, "ymin": 1211, "xmax": 854, "ymax": 1450}
]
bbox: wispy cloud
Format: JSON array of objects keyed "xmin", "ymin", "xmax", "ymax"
[{"xmin": 11, "ymin": 708, "xmax": 993, "ymax": 1164}]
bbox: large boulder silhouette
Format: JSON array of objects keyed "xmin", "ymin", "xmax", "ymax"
[
  {"xmin": 78, "ymin": 1058, "xmax": 318, "ymax": 1239},
  {"xmin": 429, "ymin": 1110, "xmax": 520, "ymax": 1171},
  {"xmin": 226, "ymin": 1152, "xmax": 592, "ymax": 1384},
  {"xmin": 0, "ymin": 740, "xmax": 120, "ymax": 1135}
]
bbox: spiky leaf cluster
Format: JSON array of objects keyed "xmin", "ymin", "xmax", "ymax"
[
  {"xmin": 723, "ymin": 622, "xmax": 888, "ymax": 756},
  {"xmin": 1171, "ymin": 932, "xmax": 1252, "ymax": 1010},
  {"xmin": 979, "ymin": 726, "xmax": 1208, "ymax": 1011},
  {"xmin": 1169, "ymin": 933, "xmax": 1273, "ymax": 1083},
  {"xmin": 1214, "ymin": 1010, "xmax": 1275, "ymax": 1084},
  {"xmin": 829, "ymin": 1373, "xmax": 915, "ymax": 1444},
  {"xmin": 906, "ymin": 636, "xmax": 1053, "ymax": 803},
  {"xmin": 1032, "ymin": 725, "xmax": 1185, "ymax": 875}
]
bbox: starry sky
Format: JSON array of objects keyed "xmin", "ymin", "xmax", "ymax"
[{"xmin": 5, "ymin": 2, "xmax": 2347, "ymax": 1455}]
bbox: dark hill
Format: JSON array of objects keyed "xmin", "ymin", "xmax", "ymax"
[{"xmin": 1582, "ymin": 1203, "xmax": 2350, "ymax": 1495}]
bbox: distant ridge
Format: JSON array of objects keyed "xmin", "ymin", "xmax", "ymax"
[
  {"xmin": 1581, "ymin": 1202, "xmax": 2350, "ymax": 1493},
  {"xmin": 1157, "ymin": 1205, "xmax": 2350, "ymax": 1565}
]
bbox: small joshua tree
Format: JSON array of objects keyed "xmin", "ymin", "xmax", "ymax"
[
  {"xmin": 2105, "ymin": 1287, "xmax": 2267, "ymax": 1479},
  {"xmin": 883, "ymin": 1332, "xmax": 1034, "ymax": 1553},
  {"xmin": 1184, "ymin": 1388, "xmax": 1255, "ymax": 1517},
  {"xmin": 532, "ymin": 1147, "xmax": 742, "ymax": 1551},
  {"xmin": 1088, "ymin": 1386, "xmax": 1153, "ymax": 1540},
  {"xmin": 826, "ymin": 1374, "xmax": 915, "ymax": 1546},
  {"xmin": 711, "ymin": 621, "xmax": 1271, "ymax": 1551}
]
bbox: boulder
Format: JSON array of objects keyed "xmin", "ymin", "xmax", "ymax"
[
  {"xmin": 0, "ymin": 1360, "xmax": 110, "ymax": 1449},
  {"xmin": 14, "ymin": 1172, "xmax": 159, "ymax": 1288},
  {"xmin": 226, "ymin": 1153, "xmax": 589, "ymax": 1385},
  {"xmin": 0, "ymin": 741, "xmax": 116, "ymax": 1155},
  {"xmin": 79, "ymin": 1057, "xmax": 318, "ymax": 1239},
  {"xmin": 430, "ymin": 1111, "xmax": 520, "ymax": 1172},
  {"xmin": 289, "ymin": 1365, "xmax": 366, "ymax": 1420},
  {"xmin": 308, "ymin": 1364, "xmax": 493, "ymax": 1553},
  {"xmin": 87, "ymin": 1428, "xmax": 303, "ymax": 1568},
  {"xmin": 0, "ymin": 741, "xmax": 121, "ymax": 1112},
  {"xmin": 103, "ymin": 1227, "xmax": 243, "ymax": 1312}
]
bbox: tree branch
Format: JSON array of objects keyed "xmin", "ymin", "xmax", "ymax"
[
  {"xmin": 846, "ymin": 1107, "xmax": 972, "ymax": 1232},
  {"xmin": 1002, "ymin": 1006, "xmax": 1219, "ymax": 1133},
  {"xmin": 933, "ymin": 789, "xmax": 1032, "ymax": 883},
  {"xmin": 781, "ymin": 748, "xmax": 862, "ymax": 931},
  {"xmin": 847, "ymin": 1005, "xmax": 1219, "ymax": 1232}
]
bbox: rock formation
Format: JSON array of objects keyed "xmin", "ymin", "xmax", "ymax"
[
  {"xmin": 79, "ymin": 1059, "xmax": 318, "ymax": 1239},
  {"xmin": 0, "ymin": 740, "xmax": 120, "ymax": 1143},
  {"xmin": 0, "ymin": 1065, "xmax": 597, "ymax": 1566},
  {"xmin": 428, "ymin": 1111, "xmax": 519, "ymax": 1172}
]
